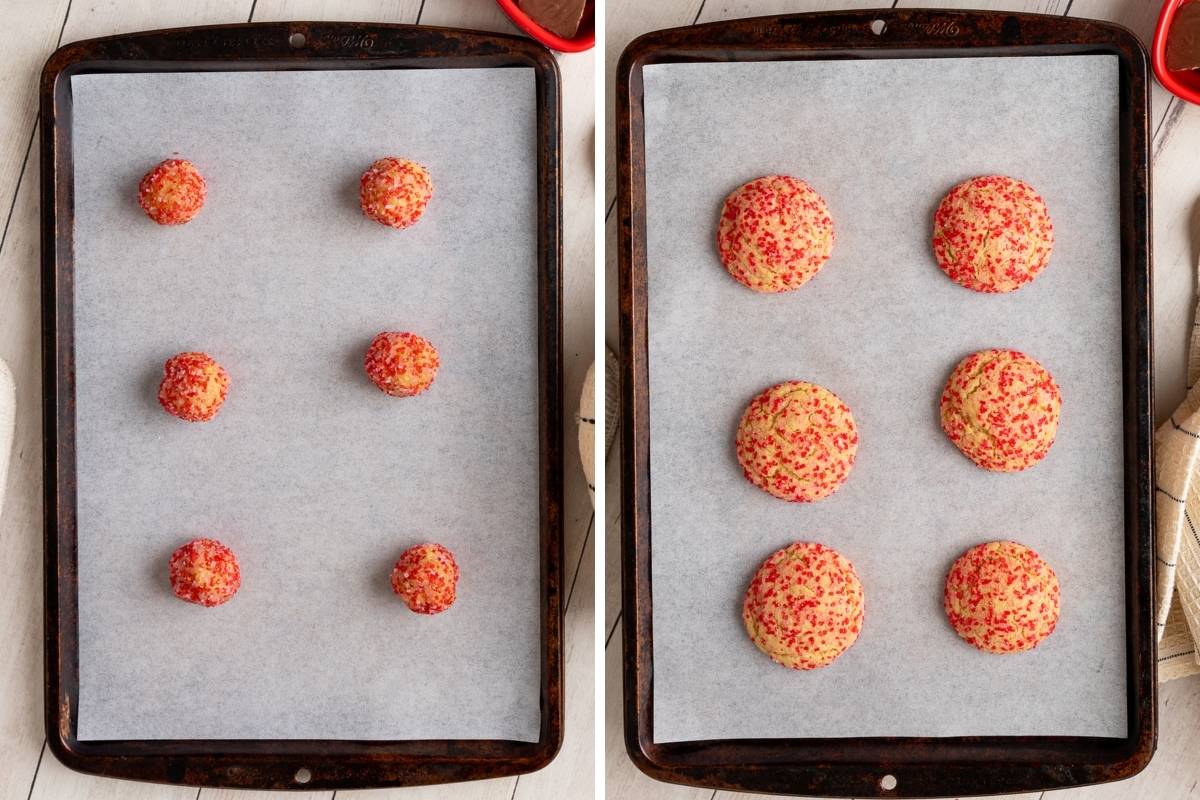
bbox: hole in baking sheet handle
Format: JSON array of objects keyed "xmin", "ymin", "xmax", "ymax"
[
  {"xmin": 289, "ymin": 32, "xmax": 306, "ymax": 48},
  {"xmin": 870, "ymin": 19, "xmax": 887, "ymax": 35},
  {"xmin": 880, "ymin": 773, "xmax": 898, "ymax": 791},
  {"xmin": 294, "ymin": 767, "xmax": 312, "ymax": 784}
]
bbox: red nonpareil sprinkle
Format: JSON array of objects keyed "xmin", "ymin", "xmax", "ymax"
[
  {"xmin": 735, "ymin": 381, "xmax": 858, "ymax": 502},
  {"xmin": 360, "ymin": 157, "xmax": 433, "ymax": 229},
  {"xmin": 363, "ymin": 332, "xmax": 440, "ymax": 397},
  {"xmin": 743, "ymin": 541, "xmax": 864, "ymax": 670},
  {"xmin": 138, "ymin": 159, "xmax": 206, "ymax": 225},
  {"xmin": 716, "ymin": 175, "xmax": 835, "ymax": 293},
  {"xmin": 169, "ymin": 538, "xmax": 241, "ymax": 607},
  {"xmin": 939, "ymin": 348, "xmax": 1061, "ymax": 472},
  {"xmin": 157, "ymin": 351, "xmax": 229, "ymax": 422},
  {"xmin": 932, "ymin": 174, "xmax": 1054, "ymax": 293},
  {"xmin": 943, "ymin": 540, "xmax": 1060, "ymax": 654},
  {"xmin": 391, "ymin": 543, "xmax": 459, "ymax": 614}
]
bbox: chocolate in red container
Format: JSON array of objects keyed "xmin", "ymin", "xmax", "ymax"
[
  {"xmin": 1153, "ymin": 0, "xmax": 1200, "ymax": 105},
  {"xmin": 495, "ymin": 0, "xmax": 594, "ymax": 53}
]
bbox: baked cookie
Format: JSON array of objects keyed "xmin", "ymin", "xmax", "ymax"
[
  {"xmin": 360, "ymin": 157, "xmax": 433, "ymax": 229},
  {"xmin": 717, "ymin": 175, "xmax": 835, "ymax": 293},
  {"xmin": 364, "ymin": 332, "xmax": 440, "ymax": 397},
  {"xmin": 944, "ymin": 540, "xmax": 1060, "ymax": 654},
  {"xmin": 743, "ymin": 542, "xmax": 864, "ymax": 670},
  {"xmin": 932, "ymin": 175, "xmax": 1053, "ymax": 293},
  {"xmin": 735, "ymin": 381, "xmax": 858, "ymax": 502},
  {"xmin": 158, "ymin": 352, "xmax": 230, "ymax": 422},
  {"xmin": 169, "ymin": 538, "xmax": 241, "ymax": 607},
  {"xmin": 940, "ymin": 349, "xmax": 1061, "ymax": 472},
  {"xmin": 391, "ymin": 543, "xmax": 459, "ymax": 614},
  {"xmin": 138, "ymin": 159, "xmax": 207, "ymax": 225}
]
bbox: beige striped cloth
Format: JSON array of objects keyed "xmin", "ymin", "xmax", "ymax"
[{"xmin": 1155, "ymin": 254, "xmax": 1200, "ymax": 681}]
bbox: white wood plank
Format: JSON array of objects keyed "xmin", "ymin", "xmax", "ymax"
[
  {"xmin": 513, "ymin": 517, "xmax": 595, "ymax": 800},
  {"xmin": 0, "ymin": 159, "xmax": 56, "ymax": 800},
  {"xmin": 249, "ymin": 0, "xmax": 421, "ymax": 23},
  {"xmin": 604, "ymin": 620, "xmax": 713, "ymax": 800},
  {"xmin": 0, "ymin": 0, "xmax": 69, "ymax": 221},
  {"xmin": 28, "ymin": 742, "xmax": 197, "ymax": 800},
  {"xmin": 416, "ymin": 1, "xmax": 516, "ymax": 31}
]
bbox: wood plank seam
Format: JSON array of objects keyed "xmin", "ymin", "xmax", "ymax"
[{"xmin": 0, "ymin": 0, "xmax": 72, "ymax": 263}]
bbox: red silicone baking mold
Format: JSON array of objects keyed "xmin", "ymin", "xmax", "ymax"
[
  {"xmin": 1153, "ymin": 0, "xmax": 1200, "ymax": 105},
  {"xmin": 495, "ymin": 0, "xmax": 594, "ymax": 53}
]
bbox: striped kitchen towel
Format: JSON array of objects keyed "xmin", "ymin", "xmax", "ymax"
[{"xmin": 1154, "ymin": 252, "xmax": 1200, "ymax": 681}]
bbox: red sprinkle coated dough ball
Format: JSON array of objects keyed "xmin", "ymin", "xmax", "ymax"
[
  {"xmin": 717, "ymin": 175, "xmax": 835, "ymax": 293},
  {"xmin": 944, "ymin": 541, "xmax": 1060, "ymax": 654},
  {"xmin": 169, "ymin": 538, "xmax": 241, "ymax": 607},
  {"xmin": 360, "ymin": 157, "xmax": 433, "ymax": 229},
  {"xmin": 743, "ymin": 542, "xmax": 864, "ymax": 670},
  {"xmin": 940, "ymin": 349, "xmax": 1061, "ymax": 472},
  {"xmin": 391, "ymin": 543, "xmax": 459, "ymax": 614},
  {"xmin": 138, "ymin": 159, "xmax": 207, "ymax": 225},
  {"xmin": 158, "ymin": 352, "xmax": 230, "ymax": 422},
  {"xmin": 735, "ymin": 381, "xmax": 858, "ymax": 502},
  {"xmin": 932, "ymin": 175, "xmax": 1054, "ymax": 293},
  {"xmin": 364, "ymin": 332, "xmax": 440, "ymax": 397}
]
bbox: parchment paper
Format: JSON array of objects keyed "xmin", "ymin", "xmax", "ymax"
[
  {"xmin": 644, "ymin": 56, "xmax": 1126, "ymax": 741},
  {"xmin": 71, "ymin": 68, "xmax": 541, "ymax": 741}
]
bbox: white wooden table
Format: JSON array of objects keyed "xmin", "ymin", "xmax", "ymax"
[
  {"xmin": 0, "ymin": 2, "xmax": 594, "ymax": 799},
  {"xmin": 604, "ymin": 1, "xmax": 1200, "ymax": 798}
]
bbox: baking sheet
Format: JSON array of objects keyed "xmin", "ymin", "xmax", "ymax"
[
  {"xmin": 70, "ymin": 68, "xmax": 541, "ymax": 741},
  {"xmin": 643, "ymin": 55, "xmax": 1126, "ymax": 742}
]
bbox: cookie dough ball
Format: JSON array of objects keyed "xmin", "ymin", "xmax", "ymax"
[
  {"xmin": 940, "ymin": 349, "xmax": 1061, "ymax": 472},
  {"xmin": 932, "ymin": 175, "xmax": 1054, "ymax": 293},
  {"xmin": 364, "ymin": 332, "xmax": 440, "ymax": 397},
  {"xmin": 735, "ymin": 381, "xmax": 858, "ymax": 502},
  {"xmin": 138, "ymin": 159, "xmax": 207, "ymax": 225},
  {"xmin": 391, "ymin": 543, "xmax": 459, "ymax": 614},
  {"xmin": 360, "ymin": 157, "xmax": 433, "ymax": 229},
  {"xmin": 169, "ymin": 538, "xmax": 241, "ymax": 607},
  {"xmin": 717, "ymin": 175, "xmax": 835, "ymax": 293},
  {"xmin": 158, "ymin": 352, "xmax": 230, "ymax": 422},
  {"xmin": 944, "ymin": 540, "xmax": 1060, "ymax": 654},
  {"xmin": 743, "ymin": 542, "xmax": 864, "ymax": 670}
]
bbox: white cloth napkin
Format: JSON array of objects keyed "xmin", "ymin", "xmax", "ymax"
[{"xmin": 1155, "ymin": 251, "xmax": 1200, "ymax": 681}]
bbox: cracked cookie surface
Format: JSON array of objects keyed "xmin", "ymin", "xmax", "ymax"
[
  {"xmin": 944, "ymin": 540, "xmax": 1060, "ymax": 654},
  {"xmin": 735, "ymin": 380, "xmax": 858, "ymax": 502},
  {"xmin": 717, "ymin": 175, "xmax": 834, "ymax": 293},
  {"xmin": 932, "ymin": 175, "xmax": 1053, "ymax": 293},
  {"xmin": 743, "ymin": 541, "xmax": 864, "ymax": 670},
  {"xmin": 940, "ymin": 349, "xmax": 1061, "ymax": 472}
]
